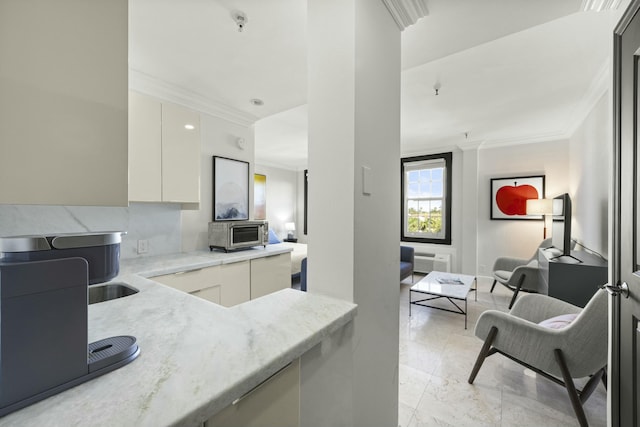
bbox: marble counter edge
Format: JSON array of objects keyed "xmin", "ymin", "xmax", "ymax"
[
  {"xmin": 179, "ymin": 289, "xmax": 357, "ymax": 426},
  {"xmin": 119, "ymin": 245, "xmax": 293, "ymax": 277}
]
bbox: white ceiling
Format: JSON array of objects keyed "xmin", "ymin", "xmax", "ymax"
[{"xmin": 129, "ymin": 0, "xmax": 623, "ymax": 171}]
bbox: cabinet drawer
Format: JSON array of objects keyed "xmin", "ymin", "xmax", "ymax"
[
  {"xmin": 152, "ymin": 262, "xmax": 251, "ymax": 307},
  {"xmin": 191, "ymin": 285, "xmax": 222, "ymax": 305},
  {"xmin": 152, "ymin": 266, "xmax": 220, "ymax": 294},
  {"xmin": 206, "ymin": 358, "xmax": 300, "ymax": 427}
]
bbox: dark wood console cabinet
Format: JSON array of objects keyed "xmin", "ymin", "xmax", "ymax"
[{"xmin": 538, "ymin": 248, "xmax": 608, "ymax": 307}]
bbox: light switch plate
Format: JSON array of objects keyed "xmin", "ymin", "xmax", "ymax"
[{"xmin": 362, "ymin": 165, "xmax": 372, "ymax": 195}]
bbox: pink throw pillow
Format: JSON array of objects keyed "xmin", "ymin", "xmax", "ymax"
[{"xmin": 538, "ymin": 313, "xmax": 579, "ymax": 329}]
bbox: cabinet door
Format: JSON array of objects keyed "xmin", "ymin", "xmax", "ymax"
[
  {"xmin": 161, "ymin": 102, "xmax": 200, "ymax": 203},
  {"xmin": 250, "ymin": 253, "xmax": 291, "ymax": 300},
  {"xmin": 0, "ymin": 0, "xmax": 128, "ymax": 206},
  {"xmin": 207, "ymin": 358, "xmax": 300, "ymax": 427},
  {"xmin": 129, "ymin": 92, "xmax": 162, "ymax": 201},
  {"xmin": 218, "ymin": 261, "xmax": 251, "ymax": 307}
]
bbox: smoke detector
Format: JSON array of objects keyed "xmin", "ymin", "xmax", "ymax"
[{"xmin": 232, "ymin": 11, "xmax": 247, "ymax": 32}]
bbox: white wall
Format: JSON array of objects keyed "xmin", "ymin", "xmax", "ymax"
[
  {"xmin": 477, "ymin": 139, "xmax": 570, "ymax": 275},
  {"xmin": 180, "ymin": 113, "xmax": 254, "ymax": 252},
  {"xmin": 254, "ymin": 164, "xmax": 298, "ymax": 240},
  {"xmin": 570, "ymin": 92, "xmax": 609, "ymax": 258}
]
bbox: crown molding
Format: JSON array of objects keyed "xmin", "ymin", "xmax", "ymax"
[
  {"xmin": 381, "ymin": 0, "xmax": 429, "ymax": 30},
  {"xmin": 129, "ymin": 69, "xmax": 258, "ymax": 127},
  {"xmin": 457, "ymin": 140, "xmax": 485, "ymax": 151},
  {"xmin": 580, "ymin": 0, "xmax": 622, "ymax": 11},
  {"xmin": 480, "ymin": 130, "xmax": 570, "ymax": 149}
]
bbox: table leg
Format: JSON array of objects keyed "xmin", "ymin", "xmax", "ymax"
[{"xmin": 465, "ymin": 297, "xmax": 467, "ymax": 329}]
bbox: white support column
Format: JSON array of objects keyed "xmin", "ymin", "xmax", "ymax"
[{"xmin": 302, "ymin": 0, "xmax": 401, "ymax": 426}]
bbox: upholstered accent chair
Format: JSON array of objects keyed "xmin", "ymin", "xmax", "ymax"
[
  {"xmin": 400, "ymin": 246, "xmax": 415, "ymax": 283},
  {"xmin": 491, "ymin": 238, "xmax": 551, "ymax": 308},
  {"xmin": 468, "ymin": 289, "xmax": 608, "ymax": 427}
]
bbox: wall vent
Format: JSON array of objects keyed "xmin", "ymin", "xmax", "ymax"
[{"xmin": 414, "ymin": 252, "xmax": 451, "ymax": 273}]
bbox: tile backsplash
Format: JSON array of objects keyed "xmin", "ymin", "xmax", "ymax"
[{"xmin": 0, "ymin": 203, "xmax": 181, "ymax": 259}]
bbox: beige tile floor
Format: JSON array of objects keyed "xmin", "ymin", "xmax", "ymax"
[{"xmin": 399, "ymin": 274, "xmax": 607, "ymax": 427}]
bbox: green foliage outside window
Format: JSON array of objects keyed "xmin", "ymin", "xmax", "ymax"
[{"xmin": 407, "ymin": 206, "xmax": 442, "ymax": 234}]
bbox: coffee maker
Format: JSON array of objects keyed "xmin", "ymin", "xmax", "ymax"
[{"xmin": 0, "ymin": 232, "xmax": 140, "ymax": 417}]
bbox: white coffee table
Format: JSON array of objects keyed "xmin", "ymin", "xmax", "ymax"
[{"xmin": 409, "ymin": 271, "xmax": 477, "ymax": 329}]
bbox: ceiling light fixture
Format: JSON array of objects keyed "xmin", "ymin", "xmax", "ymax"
[
  {"xmin": 232, "ymin": 11, "xmax": 247, "ymax": 32},
  {"xmin": 250, "ymin": 98, "xmax": 264, "ymax": 106},
  {"xmin": 433, "ymin": 82, "xmax": 441, "ymax": 96},
  {"xmin": 184, "ymin": 124, "xmax": 195, "ymax": 130}
]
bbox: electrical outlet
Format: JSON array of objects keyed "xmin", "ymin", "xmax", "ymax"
[{"xmin": 137, "ymin": 239, "xmax": 149, "ymax": 254}]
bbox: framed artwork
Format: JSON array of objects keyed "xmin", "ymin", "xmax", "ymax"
[
  {"xmin": 212, "ymin": 156, "xmax": 249, "ymax": 221},
  {"xmin": 490, "ymin": 175, "xmax": 545, "ymax": 220},
  {"xmin": 254, "ymin": 173, "xmax": 266, "ymax": 220}
]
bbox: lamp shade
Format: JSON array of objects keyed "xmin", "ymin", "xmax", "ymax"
[
  {"xmin": 526, "ymin": 199, "xmax": 554, "ymax": 215},
  {"xmin": 285, "ymin": 222, "xmax": 296, "ymax": 231}
]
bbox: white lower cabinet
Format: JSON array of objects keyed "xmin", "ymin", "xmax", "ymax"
[
  {"xmin": 250, "ymin": 252, "xmax": 291, "ymax": 300},
  {"xmin": 152, "ymin": 252, "xmax": 291, "ymax": 306},
  {"xmin": 206, "ymin": 358, "xmax": 300, "ymax": 427},
  {"xmin": 152, "ymin": 261, "xmax": 250, "ymax": 307}
]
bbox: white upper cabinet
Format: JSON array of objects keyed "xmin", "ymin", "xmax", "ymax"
[
  {"xmin": 128, "ymin": 92, "xmax": 201, "ymax": 205},
  {"xmin": 129, "ymin": 92, "xmax": 162, "ymax": 202},
  {"xmin": 161, "ymin": 102, "xmax": 200, "ymax": 203},
  {"xmin": 0, "ymin": 0, "xmax": 128, "ymax": 206}
]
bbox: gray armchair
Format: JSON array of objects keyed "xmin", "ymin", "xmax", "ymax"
[
  {"xmin": 491, "ymin": 238, "xmax": 551, "ymax": 308},
  {"xmin": 468, "ymin": 289, "xmax": 608, "ymax": 427},
  {"xmin": 400, "ymin": 246, "xmax": 414, "ymax": 283}
]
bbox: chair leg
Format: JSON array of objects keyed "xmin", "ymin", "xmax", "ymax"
[
  {"xmin": 579, "ymin": 367, "xmax": 605, "ymax": 404},
  {"xmin": 490, "ymin": 279, "xmax": 497, "ymax": 293},
  {"xmin": 554, "ymin": 349, "xmax": 589, "ymax": 427},
  {"xmin": 468, "ymin": 326, "xmax": 498, "ymax": 384},
  {"xmin": 508, "ymin": 274, "xmax": 526, "ymax": 309}
]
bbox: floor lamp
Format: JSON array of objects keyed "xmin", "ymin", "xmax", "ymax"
[{"xmin": 526, "ymin": 199, "xmax": 554, "ymax": 239}]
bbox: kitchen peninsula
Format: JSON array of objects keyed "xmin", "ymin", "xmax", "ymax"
[{"xmin": 0, "ymin": 247, "xmax": 357, "ymax": 426}]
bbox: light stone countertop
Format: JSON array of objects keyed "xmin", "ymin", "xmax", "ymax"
[{"xmin": 0, "ymin": 247, "xmax": 357, "ymax": 427}]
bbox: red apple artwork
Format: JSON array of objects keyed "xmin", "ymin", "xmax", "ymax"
[{"xmin": 495, "ymin": 181, "xmax": 539, "ymax": 216}]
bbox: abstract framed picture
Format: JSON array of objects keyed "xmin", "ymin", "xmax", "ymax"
[
  {"xmin": 212, "ymin": 156, "xmax": 249, "ymax": 221},
  {"xmin": 254, "ymin": 173, "xmax": 266, "ymax": 220},
  {"xmin": 490, "ymin": 175, "xmax": 545, "ymax": 220}
]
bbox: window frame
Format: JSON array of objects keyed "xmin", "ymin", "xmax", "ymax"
[{"xmin": 401, "ymin": 152, "xmax": 452, "ymax": 245}]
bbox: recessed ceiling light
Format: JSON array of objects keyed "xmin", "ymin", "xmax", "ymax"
[
  {"xmin": 184, "ymin": 124, "xmax": 195, "ymax": 130},
  {"xmin": 250, "ymin": 98, "xmax": 264, "ymax": 106}
]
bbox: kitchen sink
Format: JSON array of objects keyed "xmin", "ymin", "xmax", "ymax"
[{"xmin": 89, "ymin": 282, "xmax": 139, "ymax": 304}]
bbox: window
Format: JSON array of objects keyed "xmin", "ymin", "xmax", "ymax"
[{"xmin": 401, "ymin": 153, "xmax": 452, "ymax": 244}]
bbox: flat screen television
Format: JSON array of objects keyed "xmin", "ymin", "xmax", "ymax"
[{"xmin": 550, "ymin": 193, "xmax": 580, "ymax": 262}]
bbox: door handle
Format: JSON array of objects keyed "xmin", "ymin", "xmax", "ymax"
[{"xmin": 600, "ymin": 282, "xmax": 630, "ymax": 298}]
